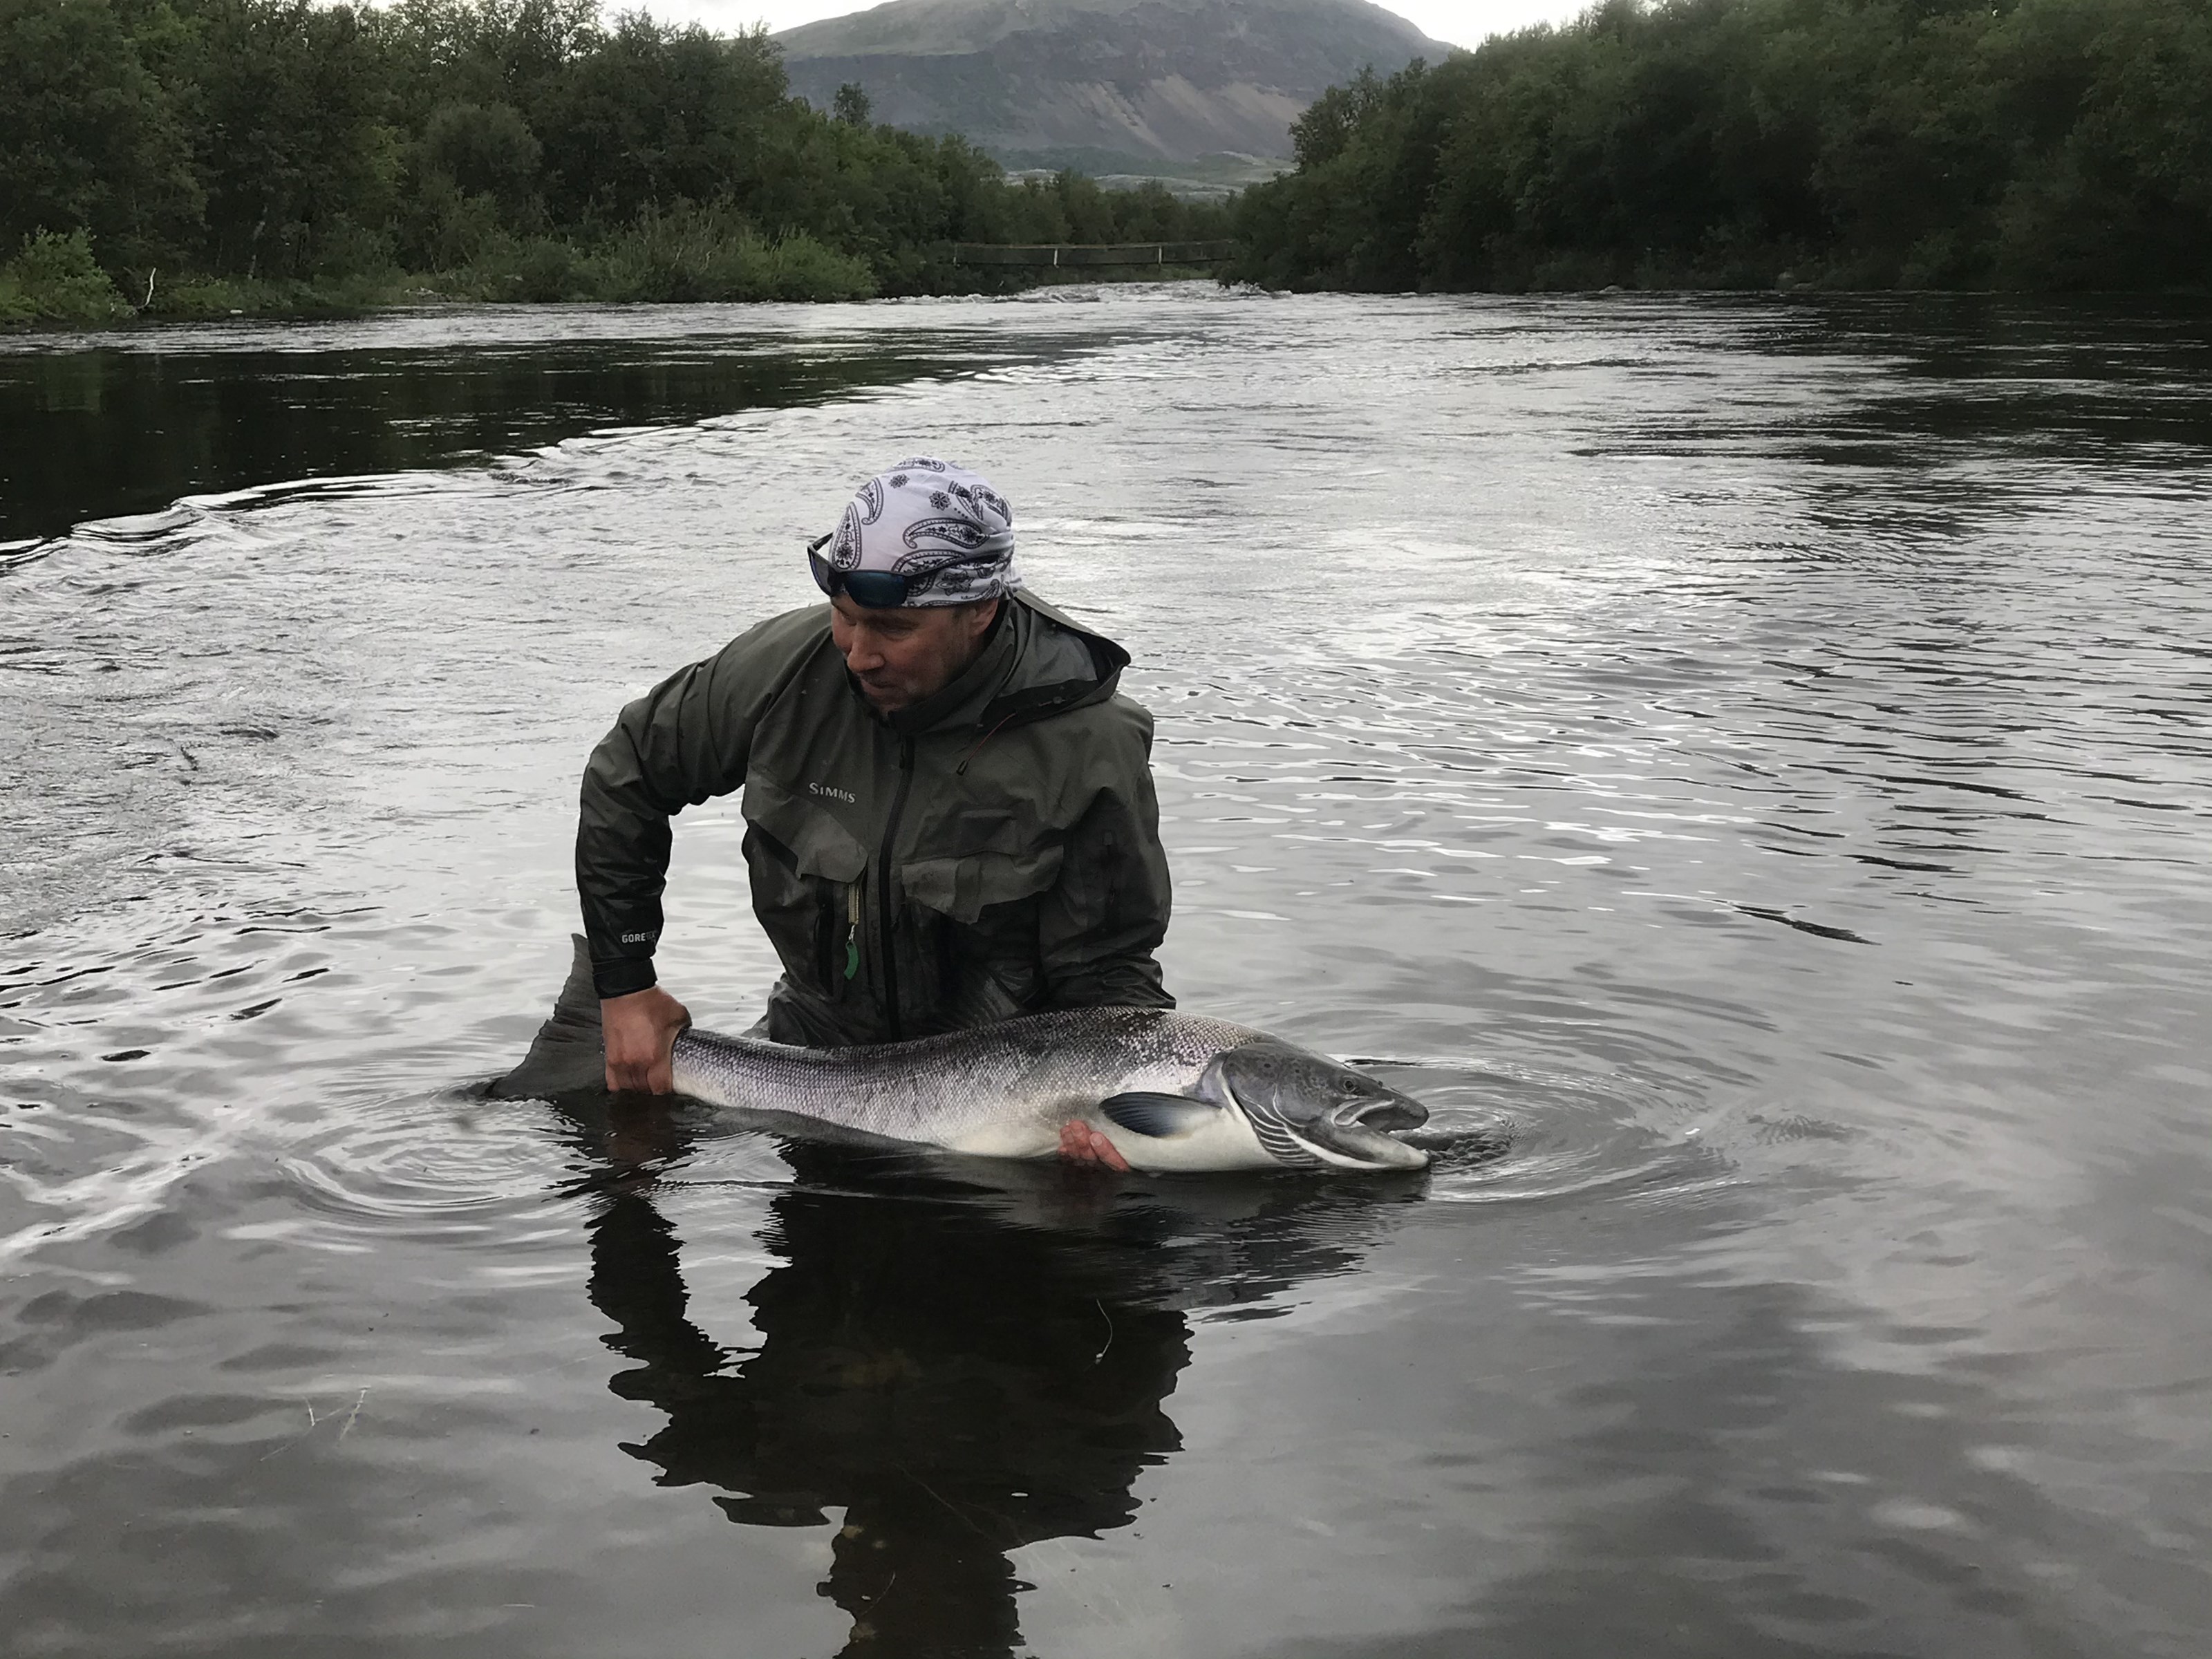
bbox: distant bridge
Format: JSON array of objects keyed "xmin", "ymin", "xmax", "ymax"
[{"xmin": 950, "ymin": 238, "xmax": 1239, "ymax": 268}]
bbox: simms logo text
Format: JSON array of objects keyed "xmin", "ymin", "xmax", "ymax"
[{"xmin": 808, "ymin": 782, "xmax": 856, "ymax": 805}]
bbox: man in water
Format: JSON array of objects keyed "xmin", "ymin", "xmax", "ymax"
[{"xmin": 576, "ymin": 458, "xmax": 1170, "ymax": 1165}]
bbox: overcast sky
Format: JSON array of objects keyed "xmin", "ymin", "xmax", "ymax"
[{"xmin": 641, "ymin": 0, "xmax": 1588, "ymax": 50}]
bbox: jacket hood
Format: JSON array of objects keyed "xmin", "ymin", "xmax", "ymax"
[{"xmin": 883, "ymin": 590, "xmax": 1131, "ymax": 737}]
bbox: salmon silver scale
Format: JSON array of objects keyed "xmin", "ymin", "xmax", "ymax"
[{"xmin": 669, "ymin": 1007, "xmax": 1432, "ymax": 1174}]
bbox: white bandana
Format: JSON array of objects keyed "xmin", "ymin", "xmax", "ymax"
[{"xmin": 824, "ymin": 457, "xmax": 1022, "ymax": 606}]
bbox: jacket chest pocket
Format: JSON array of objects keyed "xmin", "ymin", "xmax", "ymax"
[
  {"xmin": 742, "ymin": 776, "xmax": 870, "ymax": 994},
  {"xmin": 902, "ymin": 843, "xmax": 1065, "ymax": 926},
  {"xmin": 899, "ymin": 807, "xmax": 1052, "ymax": 921},
  {"xmin": 902, "ymin": 839, "xmax": 1065, "ymax": 1020}
]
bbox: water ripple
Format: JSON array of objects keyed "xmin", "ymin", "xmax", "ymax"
[
  {"xmin": 4, "ymin": 292, "xmax": 2211, "ymax": 1655},
  {"xmin": 269, "ymin": 1094, "xmax": 579, "ymax": 1246}
]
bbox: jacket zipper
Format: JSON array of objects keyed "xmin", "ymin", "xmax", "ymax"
[{"xmin": 877, "ymin": 735, "xmax": 916, "ymax": 1039}]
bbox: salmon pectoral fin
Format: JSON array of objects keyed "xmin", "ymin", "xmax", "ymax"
[{"xmin": 1099, "ymin": 1092, "xmax": 1219, "ymax": 1138}]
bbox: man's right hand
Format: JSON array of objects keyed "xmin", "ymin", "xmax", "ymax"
[{"xmin": 602, "ymin": 986, "xmax": 691, "ymax": 1094}]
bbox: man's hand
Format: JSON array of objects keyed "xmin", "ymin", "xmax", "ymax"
[
  {"xmin": 1058, "ymin": 1120, "xmax": 1130, "ymax": 1171},
  {"xmin": 602, "ymin": 986, "xmax": 691, "ymax": 1094}
]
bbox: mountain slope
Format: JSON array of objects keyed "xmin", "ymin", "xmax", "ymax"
[{"xmin": 775, "ymin": 0, "xmax": 1447, "ymax": 162}]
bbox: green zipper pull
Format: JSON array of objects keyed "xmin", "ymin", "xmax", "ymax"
[{"xmin": 843, "ymin": 881, "xmax": 860, "ymax": 981}]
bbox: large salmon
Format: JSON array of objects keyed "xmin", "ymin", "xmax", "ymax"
[{"xmin": 495, "ymin": 938, "xmax": 1430, "ymax": 1173}]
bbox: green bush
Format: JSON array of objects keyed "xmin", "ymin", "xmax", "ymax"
[
  {"xmin": 440, "ymin": 236, "xmax": 590, "ymax": 301},
  {"xmin": 509, "ymin": 238, "xmax": 589, "ymax": 302},
  {"xmin": 406, "ymin": 176, "xmax": 514, "ymax": 273},
  {"xmin": 145, "ymin": 270, "xmax": 406, "ymax": 319},
  {"xmin": 590, "ymin": 205, "xmax": 877, "ymax": 302},
  {"xmin": 0, "ymin": 229, "xmax": 131, "ymax": 324},
  {"xmin": 307, "ymin": 214, "xmax": 400, "ymax": 281}
]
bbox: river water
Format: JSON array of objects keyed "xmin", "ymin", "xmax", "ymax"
[{"xmin": 3, "ymin": 288, "xmax": 2209, "ymax": 1657}]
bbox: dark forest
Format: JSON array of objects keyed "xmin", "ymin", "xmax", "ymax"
[
  {"xmin": 1231, "ymin": 0, "xmax": 2209, "ymax": 293},
  {"xmin": 6, "ymin": 0, "xmax": 2204, "ymax": 320},
  {"xmin": 0, "ymin": 0, "xmax": 1231, "ymax": 320}
]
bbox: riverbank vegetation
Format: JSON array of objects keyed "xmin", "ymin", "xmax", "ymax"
[
  {"xmin": 1230, "ymin": 0, "xmax": 2211, "ymax": 293},
  {"xmin": 0, "ymin": 0, "xmax": 1232, "ymax": 323}
]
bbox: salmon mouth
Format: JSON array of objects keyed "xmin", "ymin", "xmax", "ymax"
[
  {"xmin": 1339, "ymin": 1094, "xmax": 1425, "ymax": 1134},
  {"xmin": 1306, "ymin": 1094, "xmax": 1430, "ymax": 1170}
]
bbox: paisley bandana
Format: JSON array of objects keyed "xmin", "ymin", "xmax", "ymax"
[{"xmin": 823, "ymin": 457, "xmax": 1022, "ymax": 606}]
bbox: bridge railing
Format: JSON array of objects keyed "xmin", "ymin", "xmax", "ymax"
[{"xmin": 950, "ymin": 239, "xmax": 1239, "ymax": 268}]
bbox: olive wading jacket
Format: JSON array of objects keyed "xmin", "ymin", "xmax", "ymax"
[{"xmin": 576, "ymin": 591, "xmax": 1174, "ymax": 1046}]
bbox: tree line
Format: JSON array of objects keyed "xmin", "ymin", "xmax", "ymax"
[
  {"xmin": 1230, "ymin": 0, "xmax": 2211, "ymax": 293},
  {"xmin": 0, "ymin": 0, "xmax": 1232, "ymax": 320}
]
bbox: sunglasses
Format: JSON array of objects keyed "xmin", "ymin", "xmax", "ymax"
[
  {"xmin": 807, "ymin": 534, "xmax": 924, "ymax": 608},
  {"xmin": 808, "ymin": 534, "xmax": 1008, "ymax": 610}
]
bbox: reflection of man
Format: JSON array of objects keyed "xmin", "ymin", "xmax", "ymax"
[
  {"xmin": 577, "ymin": 458, "xmax": 1170, "ymax": 1164},
  {"xmin": 578, "ymin": 1111, "xmax": 1190, "ymax": 1659}
]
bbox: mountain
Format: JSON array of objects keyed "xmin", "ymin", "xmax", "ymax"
[{"xmin": 774, "ymin": 0, "xmax": 1448, "ymax": 164}]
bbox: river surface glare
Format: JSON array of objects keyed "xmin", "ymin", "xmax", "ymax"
[{"xmin": 3, "ymin": 288, "xmax": 2210, "ymax": 1657}]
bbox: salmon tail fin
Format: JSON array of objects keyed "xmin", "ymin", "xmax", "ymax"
[
  {"xmin": 487, "ymin": 934, "xmax": 607, "ymax": 1100},
  {"xmin": 549, "ymin": 933, "xmax": 603, "ymax": 1032}
]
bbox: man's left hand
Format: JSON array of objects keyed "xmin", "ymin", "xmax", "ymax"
[{"xmin": 1058, "ymin": 1121, "xmax": 1130, "ymax": 1170}]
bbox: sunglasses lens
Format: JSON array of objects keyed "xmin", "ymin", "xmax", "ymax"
[
  {"xmin": 807, "ymin": 543, "xmax": 911, "ymax": 608},
  {"xmin": 841, "ymin": 570, "xmax": 911, "ymax": 608}
]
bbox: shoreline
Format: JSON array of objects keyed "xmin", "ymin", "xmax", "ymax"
[
  {"xmin": 13, "ymin": 264, "xmax": 2212, "ymax": 338},
  {"xmin": 10, "ymin": 279, "xmax": 2209, "ymax": 339},
  {"xmin": 0, "ymin": 263, "xmax": 1246, "ymax": 337}
]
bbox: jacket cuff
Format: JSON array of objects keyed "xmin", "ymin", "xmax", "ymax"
[{"xmin": 592, "ymin": 956, "xmax": 659, "ymax": 1000}]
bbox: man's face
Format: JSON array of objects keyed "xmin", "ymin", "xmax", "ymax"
[{"xmin": 830, "ymin": 595, "xmax": 999, "ymax": 714}]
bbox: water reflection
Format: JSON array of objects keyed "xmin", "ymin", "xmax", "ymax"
[
  {"xmin": 0, "ymin": 330, "xmax": 979, "ymax": 545},
  {"xmin": 565, "ymin": 1102, "xmax": 1417, "ymax": 1656}
]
